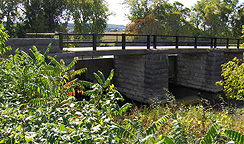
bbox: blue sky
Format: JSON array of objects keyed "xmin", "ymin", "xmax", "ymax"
[{"xmin": 106, "ymin": 0, "xmax": 244, "ymax": 25}]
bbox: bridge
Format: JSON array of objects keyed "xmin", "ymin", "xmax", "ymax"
[{"xmin": 6, "ymin": 33, "xmax": 244, "ymax": 103}]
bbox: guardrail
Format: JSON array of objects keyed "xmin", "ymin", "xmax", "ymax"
[{"xmin": 26, "ymin": 33, "xmax": 244, "ymax": 51}]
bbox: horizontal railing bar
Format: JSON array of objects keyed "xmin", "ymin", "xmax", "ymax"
[
  {"xmin": 55, "ymin": 32, "xmax": 244, "ymax": 50},
  {"xmin": 62, "ymin": 33, "xmax": 93, "ymax": 36},
  {"xmin": 26, "ymin": 33, "xmax": 56, "ymax": 35}
]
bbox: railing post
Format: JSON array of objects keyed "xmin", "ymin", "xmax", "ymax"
[
  {"xmin": 93, "ymin": 33, "xmax": 97, "ymax": 51},
  {"xmin": 153, "ymin": 35, "xmax": 157, "ymax": 49},
  {"xmin": 122, "ymin": 34, "xmax": 126, "ymax": 50},
  {"xmin": 237, "ymin": 39, "xmax": 240, "ymax": 49},
  {"xmin": 116, "ymin": 35, "xmax": 118, "ymax": 46},
  {"xmin": 194, "ymin": 36, "xmax": 197, "ymax": 49},
  {"xmin": 226, "ymin": 38, "xmax": 229, "ymax": 49},
  {"xmin": 214, "ymin": 38, "xmax": 217, "ymax": 48},
  {"xmin": 59, "ymin": 32, "xmax": 63, "ymax": 51},
  {"xmin": 147, "ymin": 35, "xmax": 151, "ymax": 49},
  {"xmin": 176, "ymin": 36, "xmax": 179, "ymax": 49},
  {"xmin": 210, "ymin": 38, "xmax": 213, "ymax": 48}
]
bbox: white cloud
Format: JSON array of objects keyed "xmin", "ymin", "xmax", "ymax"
[{"xmin": 106, "ymin": 0, "xmax": 130, "ymax": 25}]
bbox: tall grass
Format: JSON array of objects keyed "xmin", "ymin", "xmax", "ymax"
[{"xmin": 114, "ymin": 97, "xmax": 244, "ymax": 143}]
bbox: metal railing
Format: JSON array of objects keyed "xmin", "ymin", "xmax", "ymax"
[{"xmin": 27, "ymin": 33, "xmax": 244, "ymax": 51}]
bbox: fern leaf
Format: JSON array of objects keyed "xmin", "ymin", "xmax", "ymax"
[
  {"xmin": 146, "ymin": 115, "xmax": 171, "ymax": 135},
  {"xmin": 140, "ymin": 134, "xmax": 156, "ymax": 143},
  {"xmin": 65, "ymin": 57, "xmax": 78, "ymax": 72},
  {"xmin": 171, "ymin": 120, "xmax": 188, "ymax": 144},
  {"xmin": 21, "ymin": 50, "xmax": 35, "ymax": 64},
  {"xmin": 56, "ymin": 95, "xmax": 75, "ymax": 106},
  {"xmin": 200, "ymin": 123, "xmax": 221, "ymax": 144},
  {"xmin": 68, "ymin": 68, "xmax": 87, "ymax": 77},
  {"xmin": 79, "ymin": 81, "xmax": 94, "ymax": 88},
  {"xmin": 159, "ymin": 135, "xmax": 175, "ymax": 144},
  {"xmin": 84, "ymin": 90, "xmax": 95, "ymax": 97},
  {"xmin": 111, "ymin": 124, "xmax": 132, "ymax": 139},
  {"xmin": 225, "ymin": 129, "xmax": 244, "ymax": 143},
  {"xmin": 103, "ymin": 69, "xmax": 114, "ymax": 88},
  {"xmin": 29, "ymin": 98, "xmax": 48, "ymax": 106},
  {"xmin": 119, "ymin": 103, "xmax": 132, "ymax": 116},
  {"xmin": 97, "ymin": 70, "xmax": 106, "ymax": 84},
  {"xmin": 32, "ymin": 45, "xmax": 38, "ymax": 54},
  {"xmin": 48, "ymin": 56, "xmax": 62, "ymax": 71},
  {"xmin": 44, "ymin": 44, "xmax": 51, "ymax": 58},
  {"xmin": 94, "ymin": 72, "xmax": 103, "ymax": 85}
]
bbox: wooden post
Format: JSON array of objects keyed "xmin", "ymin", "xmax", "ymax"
[
  {"xmin": 59, "ymin": 32, "xmax": 63, "ymax": 51},
  {"xmin": 93, "ymin": 33, "xmax": 97, "ymax": 51},
  {"xmin": 116, "ymin": 35, "xmax": 118, "ymax": 46},
  {"xmin": 226, "ymin": 38, "xmax": 229, "ymax": 49},
  {"xmin": 194, "ymin": 36, "xmax": 197, "ymax": 49},
  {"xmin": 147, "ymin": 35, "xmax": 151, "ymax": 49},
  {"xmin": 153, "ymin": 35, "xmax": 157, "ymax": 49},
  {"xmin": 122, "ymin": 34, "xmax": 126, "ymax": 50},
  {"xmin": 214, "ymin": 38, "xmax": 217, "ymax": 48},
  {"xmin": 237, "ymin": 39, "xmax": 240, "ymax": 49},
  {"xmin": 176, "ymin": 36, "xmax": 179, "ymax": 49},
  {"xmin": 210, "ymin": 38, "xmax": 213, "ymax": 48}
]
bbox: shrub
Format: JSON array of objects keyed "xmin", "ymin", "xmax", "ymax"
[{"xmin": 216, "ymin": 57, "xmax": 244, "ymax": 100}]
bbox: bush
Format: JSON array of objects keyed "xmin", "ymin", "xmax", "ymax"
[{"xmin": 216, "ymin": 56, "xmax": 244, "ymax": 100}]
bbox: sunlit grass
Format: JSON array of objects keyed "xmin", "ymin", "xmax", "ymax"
[{"xmin": 114, "ymin": 99, "xmax": 244, "ymax": 143}]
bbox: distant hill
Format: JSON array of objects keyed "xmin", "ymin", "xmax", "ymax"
[
  {"xmin": 66, "ymin": 23, "xmax": 126, "ymax": 33},
  {"xmin": 106, "ymin": 24, "xmax": 126, "ymax": 30}
]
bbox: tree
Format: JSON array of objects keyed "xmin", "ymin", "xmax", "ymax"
[
  {"xmin": 152, "ymin": 0, "xmax": 194, "ymax": 35},
  {"xmin": 22, "ymin": 0, "xmax": 66, "ymax": 33},
  {"xmin": 0, "ymin": 0, "xmax": 110, "ymax": 37},
  {"xmin": 124, "ymin": 0, "xmax": 195, "ymax": 35},
  {"xmin": 68, "ymin": 0, "xmax": 110, "ymax": 34},
  {"xmin": 0, "ymin": 0, "xmax": 22, "ymax": 37},
  {"xmin": 126, "ymin": 14, "xmax": 162, "ymax": 35},
  {"xmin": 191, "ymin": 0, "xmax": 244, "ymax": 38}
]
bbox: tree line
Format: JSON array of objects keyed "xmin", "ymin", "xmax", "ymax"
[
  {"xmin": 124, "ymin": 0, "xmax": 244, "ymax": 38},
  {"xmin": 0, "ymin": 0, "xmax": 110, "ymax": 37},
  {"xmin": 1, "ymin": 0, "xmax": 244, "ymax": 38}
]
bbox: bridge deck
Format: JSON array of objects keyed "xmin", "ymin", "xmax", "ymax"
[
  {"xmin": 62, "ymin": 46, "xmax": 244, "ymax": 56},
  {"xmin": 64, "ymin": 46, "xmax": 242, "ymax": 51}
]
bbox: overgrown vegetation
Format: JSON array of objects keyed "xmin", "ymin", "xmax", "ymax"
[
  {"xmin": 0, "ymin": 23, "xmax": 244, "ymax": 143},
  {"xmin": 216, "ymin": 56, "xmax": 244, "ymax": 101}
]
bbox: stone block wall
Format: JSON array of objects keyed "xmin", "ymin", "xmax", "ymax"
[
  {"xmin": 114, "ymin": 51, "xmax": 168, "ymax": 103},
  {"xmin": 224, "ymin": 52, "xmax": 243, "ymax": 63},
  {"xmin": 176, "ymin": 50, "xmax": 224, "ymax": 93},
  {"xmin": 5, "ymin": 38, "xmax": 60, "ymax": 55},
  {"xmin": 75, "ymin": 58, "xmax": 114, "ymax": 83}
]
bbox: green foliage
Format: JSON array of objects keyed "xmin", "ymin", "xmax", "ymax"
[
  {"xmin": 99, "ymin": 43, "xmax": 116, "ymax": 47},
  {"xmin": 171, "ymin": 115, "xmax": 188, "ymax": 144},
  {"xmin": 200, "ymin": 123, "xmax": 221, "ymax": 144},
  {"xmin": 191, "ymin": 0, "xmax": 243, "ymax": 37},
  {"xmin": 1, "ymin": 0, "xmax": 110, "ymax": 37},
  {"xmin": 225, "ymin": 129, "xmax": 244, "ymax": 143},
  {"xmin": 70, "ymin": 0, "xmax": 110, "ymax": 34},
  {"xmin": 124, "ymin": 0, "xmax": 244, "ymax": 37},
  {"xmin": 216, "ymin": 57, "xmax": 244, "ymax": 100},
  {"xmin": 0, "ymin": 29, "xmax": 130, "ymax": 142},
  {"xmin": 0, "ymin": 23, "xmax": 11, "ymax": 56},
  {"xmin": 0, "ymin": 24, "xmax": 243, "ymax": 143}
]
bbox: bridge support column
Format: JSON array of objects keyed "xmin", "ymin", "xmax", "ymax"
[
  {"xmin": 176, "ymin": 50, "xmax": 243, "ymax": 93},
  {"xmin": 114, "ymin": 51, "xmax": 168, "ymax": 104},
  {"xmin": 176, "ymin": 50, "xmax": 224, "ymax": 93}
]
